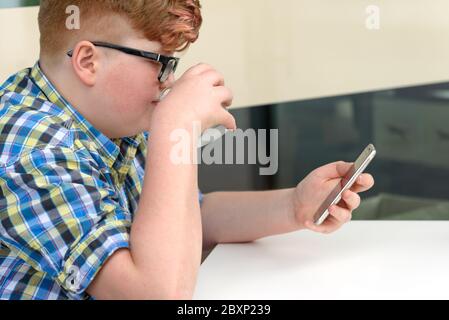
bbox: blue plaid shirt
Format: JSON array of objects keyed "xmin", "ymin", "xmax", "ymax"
[{"xmin": 0, "ymin": 62, "xmax": 203, "ymax": 300}]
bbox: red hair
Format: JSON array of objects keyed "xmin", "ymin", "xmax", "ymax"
[{"xmin": 38, "ymin": 0, "xmax": 202, "ymax": 57}]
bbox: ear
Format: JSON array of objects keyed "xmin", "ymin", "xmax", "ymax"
[{"xmin": 69, "ymin": 41, "xmax": 99, "ymax": 86}]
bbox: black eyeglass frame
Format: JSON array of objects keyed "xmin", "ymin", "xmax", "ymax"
[{"xmin": 67, "ymin": 41, "xmax": 179, "ymax": 83}]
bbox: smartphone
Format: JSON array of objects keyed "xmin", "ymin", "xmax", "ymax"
[{"xmin": 313, "ymin": 144, "xmax": 376, "ymax": 225}]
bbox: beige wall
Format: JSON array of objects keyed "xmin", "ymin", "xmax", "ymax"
[
  {"xmin": 1, "ymin": 1, "xmax": 449, "ymax": 108},
  {"xmin": 0, "ymin": 6, "xmax": 40, "ymax": 80}
]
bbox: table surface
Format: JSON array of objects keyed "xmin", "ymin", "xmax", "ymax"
[{"xmin": 193, "ymin": 221, "xmax": 449, "ymax": 299}]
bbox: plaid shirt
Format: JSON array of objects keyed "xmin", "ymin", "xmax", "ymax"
[{"xmin": 0, "ymin": 62, "xmax": 203, "ymax": 300}]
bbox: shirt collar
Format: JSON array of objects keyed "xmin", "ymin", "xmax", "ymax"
[{"xmin": 30, "ymin": 61, "xmax": 143, "ymax": 168}]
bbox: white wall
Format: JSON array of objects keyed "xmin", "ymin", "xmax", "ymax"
[{"xmin": 2, "ymin": 1, "xmax": 449, "ymax": 108}]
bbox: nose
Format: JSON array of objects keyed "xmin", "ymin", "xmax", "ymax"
[{"xmin": 159, "ymin": 73, "xmax": 175, "ymax": 91}]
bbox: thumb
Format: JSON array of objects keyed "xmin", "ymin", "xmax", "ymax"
[
  {"xmin": 319, "ymin": 161, "xmax": 354, "ymax": 179},
  {"xmin": 219, "ymin": 110, "xmax": 237, "ymax": 131}
]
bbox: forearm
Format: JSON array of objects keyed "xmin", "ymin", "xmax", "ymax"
[
  {"xmin": 88, "ymin": 63, "xmax": 237, "ymax": 300},
  {"xmin": 201, "ymin": 189, "xmax": 300, "ymax": 249},
  {"xmin": 129, "ymin": 122, "xmax": 202, "ymax": 298}
]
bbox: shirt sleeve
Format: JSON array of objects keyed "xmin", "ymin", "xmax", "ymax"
[{"xmin": 0, "ymin": 146, "xmax": 131, "ymax": 298}]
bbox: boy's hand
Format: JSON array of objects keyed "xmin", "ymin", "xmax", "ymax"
[
  {"xmin": 153, "ymin": 63, "xmax": 236, "ymax": 132},
  {"xmin": 291, "ymin": 161, "xmax": 375, "ymax": 234}
]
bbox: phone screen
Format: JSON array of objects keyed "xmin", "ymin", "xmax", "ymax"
[{"xmin": 313, "ymin": 144, "xmax": 376, "ymax": 225}]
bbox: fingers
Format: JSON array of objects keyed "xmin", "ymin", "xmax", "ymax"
[
  {"xmin": 186, "ymin": 64, "xmax": 225, "ymax": 87},
  {"xmin": 350, "ymin": 173, "xmax": 375, "ymax": 193},
  {"xmin": 213, "ymin": 86, "xmax": 234, "ymax": 108},
  {"xmin": 336, "ymin": 161, "xmax": 353, "ymax": 178},
  {"xmin": 304, "ymin": 220, "xmax": 330, "ymax": 233},
  {"xmin": 220, "ymin": 110, "xmax": 237, "ymax": 131},
  {"xmin": 304, "ymin": 213, "xmax": 343, "ymax": 234},
  {"xmin": 304, "ymin": 204, "xmax": 353, "ymax": 234},
  {"xmin": 304, "ymin": 220, "xmax": 328, "ymax": 233},
  {"xmin": 179, "ymin": 63, "xmax": 237, "ymax": 130},
  {"xmin": 188, "ymin": 64, "xmax": 232, "ymax": 108},
  {"xmin": 314, "ymin": 162, "xmax": 374, "ymax": 194},
  {"xmin": 202, "ymin": 69, "xmax": 225, "ymax": 87},
  {"xmin": 329, "ymin": 204, "xmax": 352, "ymax": 224},
  {"xmin": 315, "ymin": 162, "xmax": 374, "ymax": 191},
  {"xmin": 341, "ymin": 190, "xmax": 360, "ymax": 211},
  {"xmin": 317, "ymin": 161, "xmax": 353, "ymax": 179},
  {"xmin": 210, "ymin": 83, "xmax": 235, "ymax": 129}
]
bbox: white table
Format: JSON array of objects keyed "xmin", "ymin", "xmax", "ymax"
[{"xmin": 194, "ymin": 221, "xmax": 449, "ymax": 300}]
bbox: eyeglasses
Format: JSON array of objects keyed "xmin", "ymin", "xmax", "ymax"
[{"xmin": 67, "ymin": 41, "xmax": 180, "ymax": 83}]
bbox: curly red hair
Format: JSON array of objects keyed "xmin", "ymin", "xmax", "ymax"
[{"xmin": 38, "ymin": 0, "xmax": 202, "ymax": 57}]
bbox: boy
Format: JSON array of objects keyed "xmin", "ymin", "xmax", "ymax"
[{"xmin": 0, "ymin": 0, "xmax": 374, "ymax": 300}]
